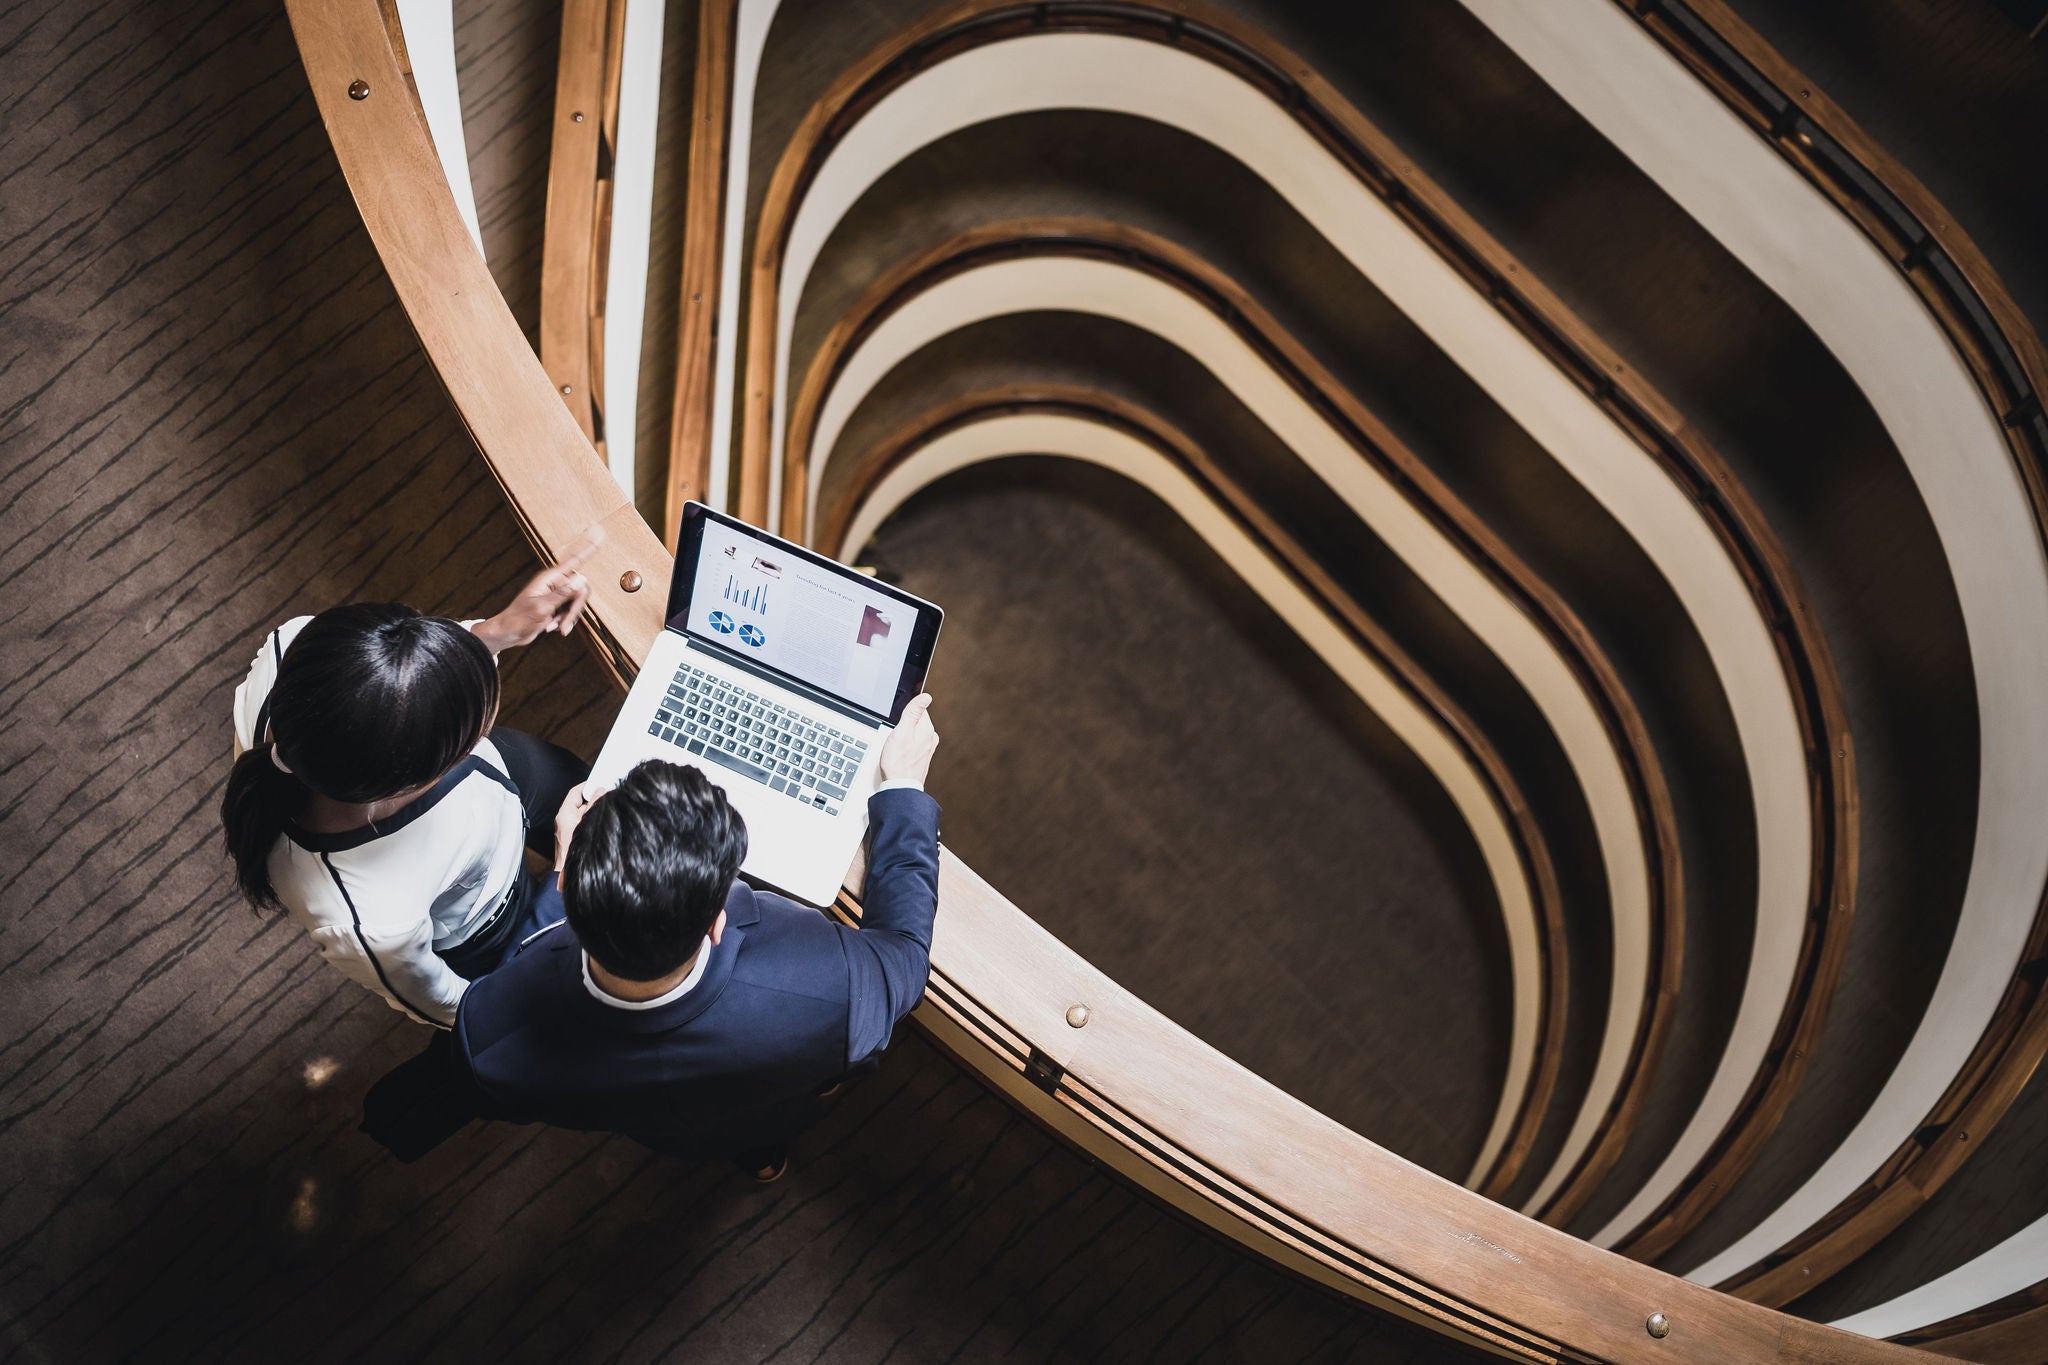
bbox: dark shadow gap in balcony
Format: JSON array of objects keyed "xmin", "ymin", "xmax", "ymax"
[
  {"xmin": 862, "ymin": 457, "xmax": 1512, "ymax": 1181},
  {"xmin": 455, "ymin": 0, "xmax": 560, "ymax": 349}
]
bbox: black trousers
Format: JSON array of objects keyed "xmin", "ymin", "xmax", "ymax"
[
  {"xmin": 489, "ymin": 726, "xmax": 592, "ymax": 859},
  {"xmin": 436, "ymin": 727, "xmax": 588, "ymax": 981}
]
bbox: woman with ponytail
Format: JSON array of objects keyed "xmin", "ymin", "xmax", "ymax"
[{"xmin": 223, "ymin": 550, "xmax": 596, "ymax": 1027}]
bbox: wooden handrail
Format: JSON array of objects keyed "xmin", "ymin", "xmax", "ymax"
[
  {"xmin": 738, "ymin": 0, "xmax": 1856, "ymax": 1248},
  {"xmin": 662, "ymin": 0, "xmax": 737, "ymax": 543},
  {"xmin": 1896, "ymin": 1278, "xmax": 2048, "ymax": 1364},
  {"xmin": 285, "ymin": 0, "xmax": 1934, "ymax": 1357},
  {"xmin": 788, "ymin": 219, "xmax": 1684, "ymax": 1198},
  {"xmin": 537, "ymin": 0, "xmax": 622, "ymax": 450},
  {"xmin": 1612, "ymin": 0, "xmax": 2048, "ymax": 1305}
]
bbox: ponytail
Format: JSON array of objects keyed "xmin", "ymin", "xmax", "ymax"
[{"xmin": 221, "ymin": 745, "xmax": 303, "ymax": 910}]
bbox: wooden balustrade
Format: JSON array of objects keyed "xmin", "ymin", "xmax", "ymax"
[
  {"xmin": 1609, "ymin": 0, "xmax": 2048, "ymax": 1315},
  {"xmin": 739, "ymin": 0, "xmax": 1855, "ymax": 1249},
  {"xmin": 537, "ymin": 0, "xmax": 624, "ymax": 451}
]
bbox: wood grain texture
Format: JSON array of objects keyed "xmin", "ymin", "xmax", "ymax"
[
  {"xmin": 1901, "ymin": 1278, "xmax": 2048, "ymax": 1365},
  {"xmin": 664, "ymin": 0, "xmax": 736, "ymax": 541},
  {"xmin": 536, "ymin": 0, "xmax": 616, "ymax": 446}
]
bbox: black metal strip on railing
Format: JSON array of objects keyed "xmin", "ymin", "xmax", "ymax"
[{"xmin": 1627, "ymin": 0, "xmax": 2048, "ymax": 493}]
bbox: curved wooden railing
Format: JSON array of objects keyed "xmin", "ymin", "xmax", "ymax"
[
  {"xmin": 1895, "ymin": 1280, "xmax": 2048, "ymax": 1365},
  {"xmin": 537, "ymin": 0, "xmax": 621, "ymax": 451},
  {"xmin": 282, "ymin": 0, "xmax": 1935, "ymax": 1358},
  {"xmin": 788, "ymin": 217, "xmax": 1683, "ymax": 1196},
  {"xmin": 738, "ymin": 0, "xmax": 1856, "ymax": 1246},
  {"xmin": 663, "ymin": 0, "xmax": 735, "ymax": 534},
  {"xmin": 1608, "ymin": 0, "xmax": 2048, "ymax": 1308}
]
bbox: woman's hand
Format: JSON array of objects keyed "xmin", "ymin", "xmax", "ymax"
[
  {"xmin": 554, "ymin": 779, "xmax": 610, "ymax": 872},
  {"xmin": 473, "ymin": 529, "xmax": 601, "ymax": 653}
]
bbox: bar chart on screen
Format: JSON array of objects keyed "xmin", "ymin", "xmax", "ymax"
[{"xmin": 724, "ymin": 576, "xmax": 769, "ymax": 614}]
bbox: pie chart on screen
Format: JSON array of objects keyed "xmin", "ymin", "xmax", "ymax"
[
  {"xmin": 708, "ymin": 611, "xmax": 735, "ymax": 633},
  {"xmin": 738, "ymin": 624, "xmax": 766, "ymax": 648}
]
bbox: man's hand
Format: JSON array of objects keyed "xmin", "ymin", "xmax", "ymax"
[
  {"xmin": 473, "ymin": 528, "xmax": 601, "ymax": 653},
  {"xmin": 554, "ymin": 779, "xmax": 610, "ymax": 871},
  {"xmin": 878, "ymin": 694, "xmax": 938, "ymax": 787}
]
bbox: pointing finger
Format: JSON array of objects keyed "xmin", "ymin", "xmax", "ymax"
[
  {"xmin": 559, "ymin": 576, "xmax": 590, "ymax": 636},
  {"xmin": 556, "ymin": 524, "xmax": 604, "ymax": 574}
]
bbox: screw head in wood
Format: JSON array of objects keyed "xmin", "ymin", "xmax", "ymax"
[
  {"xmin": 1645, "ymin": 1313, "xmax": 1670, "ymax": 1340},
  {"xmin": 620, "ymin": 570, "xmax": 643, "ymax": 593},
  {"xmin": 348, "ymin": 80, "xmax": 370, "ymax": 100},
  {"xmin": 571, "ymin": 111, "xmax": 585, "ymax": 123},
  {"xmin": 1065, "ymin": 1004, "xmax": 1090, "ymax": 1028},
  {"xmin": 560, "ymin": 384, "xmax": 572, "ymax": 395}
]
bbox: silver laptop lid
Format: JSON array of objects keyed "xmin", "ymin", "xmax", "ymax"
[{"xmin": 667, "ymin": 502, "xmax": 942, "ymax": 728}]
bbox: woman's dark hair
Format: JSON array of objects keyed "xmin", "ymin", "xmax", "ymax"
[
  {"xmin": 221, "ymin": 604, "xmax": 500, "ymax": 909},
  {"xmin": 564, "ymin": 760, "xmax": 748, "ymax": 981}
]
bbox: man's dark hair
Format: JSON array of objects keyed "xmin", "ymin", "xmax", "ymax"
[{"xmin": 563, "ymin": 760, "xmax": 749, "ymax": 981}]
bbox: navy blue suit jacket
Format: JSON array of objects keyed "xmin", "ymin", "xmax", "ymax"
[{"xmin": 449, "ymin": 787, "xmax": 942, "ymax": 1158}]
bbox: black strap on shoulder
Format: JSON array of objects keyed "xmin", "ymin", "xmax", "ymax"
[
  {"xmin": 286, "ymin": 755, "xmax": 493, "ymax": 853},
  {"xmin": 469, "ymin": 750, "xmax": 518, "ymax": 796}
]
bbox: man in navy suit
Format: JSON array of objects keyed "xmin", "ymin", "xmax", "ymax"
[{"xmin": 445, "ymin": 694, "xmax": 942, "ymax": 1179}]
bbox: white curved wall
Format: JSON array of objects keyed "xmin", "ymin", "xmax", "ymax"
[
  {"xmin": 706, "ymin": 0, "xmax": 788, "ymax": 510},
  {"xmin": 766, "ymin": 31, "xmax": 1810, "ymax": 1217},
  {"xmin": 1459, "ymin": 0, "xmax": 2048, "ymax": 1285},
  {"xmin": 598, "ymin": 0, "xmax": 668, "ymax": 502},
  {"xmin": 395, "ymin": 0, "xmax": 483, "ymax": 256},
  {"xmin": 1831, "ymin": 1216, "xmax": 2048, "ymax": 1338}
]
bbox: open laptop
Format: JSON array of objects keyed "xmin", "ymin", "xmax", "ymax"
[{"xmin": 589, "ymin": 502, "xmax": 943, "ymax": 905}]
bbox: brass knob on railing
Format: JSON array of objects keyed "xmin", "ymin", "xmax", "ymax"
[
  {"xmin": 1645, "ymin": 1312, "xmax": 1670, "ymax": 1340},
  {"xmin": 620, "ymin": 570, "xmax": 643, "ymax": 593},
  {"xmin": 347, "ymin": 80, "xmax": 370, "ymax": 100},
  {"xmin": 1065, "ymin": 1004, "xmax": 1090, "ymax": 1028}
]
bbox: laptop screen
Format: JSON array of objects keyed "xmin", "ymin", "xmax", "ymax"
[{"xmin": 669, "ymin": 504, "xmax": 941, "ymax": 724}]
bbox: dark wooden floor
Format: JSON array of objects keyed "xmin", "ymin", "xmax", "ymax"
[{"xmin": 0, "ymin": 0, "xmax": 1490, "ymax": 1359}]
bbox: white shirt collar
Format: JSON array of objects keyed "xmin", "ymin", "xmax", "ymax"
[{"xmin": 581, "ymin": 937, "xmax": 713, "ymax": 1011}]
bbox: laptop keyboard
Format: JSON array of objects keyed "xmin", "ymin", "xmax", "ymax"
[{"xmin": 648, "ymin": 661, "xmax": 868, "ymax": 816}]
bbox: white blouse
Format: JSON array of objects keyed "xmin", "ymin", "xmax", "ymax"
[{"xmin": 232, "ymin": 617, "xmax": 525, "ymax": 1027}]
